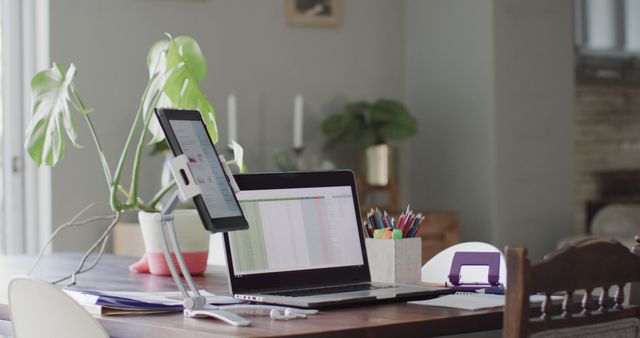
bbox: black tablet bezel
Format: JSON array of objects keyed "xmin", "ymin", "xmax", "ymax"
[
  {"xmin": 155, "ymin": 108, "xmax": 249, "ymax": 234},
  {"xmin": 224, "ymin": 170, "xmax": 371, "ymax": 294}
]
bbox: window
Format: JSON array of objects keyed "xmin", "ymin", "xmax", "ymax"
[
  {"xmin": 1, "ymin": 0, "xmax": 51, "ymax": 254},
  {"xmin": 574, "ymin": 0, "xmax": 640, "ymax": 82},
  {"xmin": 574, "ymin": 0, "xmax": 640, "ymax": 53}
]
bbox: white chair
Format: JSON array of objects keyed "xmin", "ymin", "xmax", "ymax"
[
  {"xmin": 9, "ymin": 276, "xmax": 108, "ymax": 338},
  {"xmin": 421, "ymin": 241, "xmax": 507, "ymax": 287}
]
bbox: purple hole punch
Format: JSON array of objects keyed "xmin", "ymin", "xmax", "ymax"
[{"xmin": 447, "ymin": 252, "xmax": 501, "ymax": 291}]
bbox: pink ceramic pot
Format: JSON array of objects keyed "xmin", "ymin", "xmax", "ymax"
[{"xmin": 136, "ymin": 210, "xmax": 209, "ymax": 276}]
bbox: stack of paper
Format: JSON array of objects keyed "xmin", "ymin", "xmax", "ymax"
[
  {"xmin": 409, "ymin": 293, "xmax": 558, "ymax": 311},
  {"xmin": 409, "ymin": 293, "xmax": 505, "ymax": 310},
  {"xmin": 65, "ymin": 289, "xmax": 242, "ymax": 316}
]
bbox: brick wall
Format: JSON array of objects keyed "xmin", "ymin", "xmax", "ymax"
[{"xmin": 575, "ymin": 83, "xmax": 640, "ymax": 233}]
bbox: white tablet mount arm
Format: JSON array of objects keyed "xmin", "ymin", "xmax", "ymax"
[{"xmin": 159, "ymin": 154, "xmax": 317, "ymax": 326}]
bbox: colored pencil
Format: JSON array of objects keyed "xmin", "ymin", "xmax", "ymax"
[{"xmin": 409, "ymin": 215, "xmax": 425, "ymax": 238}]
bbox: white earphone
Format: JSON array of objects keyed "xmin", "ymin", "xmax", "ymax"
[{"xmin": 269, "ymin": 309, "xmax": 308, "ymax": 320}]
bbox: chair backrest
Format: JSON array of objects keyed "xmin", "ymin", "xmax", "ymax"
[
  {"xmin": 9, "ymin": 276, "xmax": 109, "ymax": 338},
  {"xmin": 504, "ymin": 239, "xmax": 640, "ymax": 338}
]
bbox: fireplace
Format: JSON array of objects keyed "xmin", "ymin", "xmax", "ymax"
[{"xmin": 586, "ymin": 169, "xmax": 640, "ymax": 233}]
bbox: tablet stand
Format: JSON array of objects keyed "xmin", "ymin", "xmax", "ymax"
[{"xmin": 159, "ymin": 154, "xmax": 317, "ymax": 326}]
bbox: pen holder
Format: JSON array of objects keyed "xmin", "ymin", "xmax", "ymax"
[{"xmin": 365, "ymin": 238, "xmax": 421, "ymax": 284}]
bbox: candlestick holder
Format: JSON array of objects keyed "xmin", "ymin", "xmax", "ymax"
[
  {"xmin": 294, "ymin": 147, "xmax": 305, "ymax": 170},
  {"xmin": 274, "ymin": 148, "xmax": 336, "ymax": 172}
]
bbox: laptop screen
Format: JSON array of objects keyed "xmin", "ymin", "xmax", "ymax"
[
  {"xmin": 229, "ymin": 186, "xmax": 364, "ymax": 276},
  {"xmin": 224, "ymin": 171, "xmax": 371, "ymax": 293}
]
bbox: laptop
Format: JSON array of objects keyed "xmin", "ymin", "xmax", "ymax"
[{"xmin": 222, "ymin": 170, "xmax": 451, "ymax": 309}]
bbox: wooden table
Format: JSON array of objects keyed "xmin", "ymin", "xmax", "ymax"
[{"xmin": 0, "ymin": 254, "xmax": 504, "ymax": 337}]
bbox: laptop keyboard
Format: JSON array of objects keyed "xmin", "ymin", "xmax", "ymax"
[{"xmin": 264, "ymin": 283, "xmax": 397, "ymax": 297}]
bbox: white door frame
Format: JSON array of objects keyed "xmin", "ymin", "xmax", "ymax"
[{"xmin": 2, "ymin": 0, "xmax": 51, "ymax": 254}]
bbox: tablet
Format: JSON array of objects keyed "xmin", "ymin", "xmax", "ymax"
[{"xmin": 155, "ymin": 108, "xmax": 249, "ymax": 233}]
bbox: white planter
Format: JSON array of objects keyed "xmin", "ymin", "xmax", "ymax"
[
  {"xmin": 208, "ymin": 233, "xmax": 227, "ymax": 266},
  {"xmin": 364, "ymin": 144, "xmax": 392, "ymax": 186},
  {"xmin": 138, "ymin": 210, "xmax": 210, "ymax": 276}
]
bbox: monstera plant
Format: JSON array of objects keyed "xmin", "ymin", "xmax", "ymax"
[{"xmin": 25, "ymin": 34, "xmax": 243, "ymax": 283}]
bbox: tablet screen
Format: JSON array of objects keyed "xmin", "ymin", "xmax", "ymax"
[{"xmin": 169, "ymin": 119, "xmax": 242, "ymax": 219}]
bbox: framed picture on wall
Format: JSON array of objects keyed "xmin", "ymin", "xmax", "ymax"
[{"xmin": 286, "ymin": 0, "xmax": 341, "ymax": 27}]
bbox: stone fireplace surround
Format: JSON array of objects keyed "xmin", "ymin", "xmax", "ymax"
[{"xmin": 575, "ymin": 84, "xmax": 640, "ymax": 236}]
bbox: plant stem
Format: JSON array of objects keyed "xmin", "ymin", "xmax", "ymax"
[
  {"xmin": 77, "ymin": 232, "xmax": 111, "ymax": 274},
  {"xmin": 28, "ymin": 203, "xmax": 113, "ymax": 275},
  {"xmin": 127, "ymin": 90, "xmax": 161, "ymax": 208},
  {"xmin": 70, "ymin": 85, "xmax": 113, "ymax": 188},
  {"xmin": 148, "ymin": 180, "xmax": 176, "ymax": 210},
  {"xmin": 83, "ymin": 115, "xmax": 113, "ymax": 185},
  {"xmin": 117, "ymin": 184, "xmax": 146, "ymax": 207},
  {"xmin": 110, "ymin": 82, "xmax": 153, "ymax": 211},
  {"xmin": 59, "ymin": 211, "xmax": 122, "ymax": 286}
]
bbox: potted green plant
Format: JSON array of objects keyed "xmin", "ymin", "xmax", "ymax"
[
  {"xmin": 25, "ymin": 34, "xmax": 243, "ymax": 283},
  {"xmin": 322, "ymin": 99, "xmax": 418, "ymax": 186}
]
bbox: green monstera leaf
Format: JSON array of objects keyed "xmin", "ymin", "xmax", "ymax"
[
  {"xmin": 143, "ymin": 35, "xmax": 218, "ymax": 144},
  {"xmin": 25, "ymin": 63, "xmax": 89, "ymax": 166},
  {"xmin": 164, "ymin": 36, "xmax": 218, "ymax": 143},
  {"xmin": 142, "ymin": 38, "xmax": 172, "ymax": 145}
]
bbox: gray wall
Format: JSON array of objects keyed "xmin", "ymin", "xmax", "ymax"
[
  {"xmin": 492, "ymin": 0, "xmax": 575, "ymax": 258},
  {"xmin": 49, "ymin": 0, "xmax": 575, "ymax": 259},
  {"xmin": 405, "ymin": 0, "xmax": 497, "ymax": 244},
  {"xmin": 49, "ymin": 0, "xmax": 405, "ymax": 250},
  {"xmin": 405, "ymin": 0, "xmax": 574, "ymax": 259}
]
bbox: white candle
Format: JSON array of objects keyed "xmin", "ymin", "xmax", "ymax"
[
  {"xmin": 293, "ymin": 95, "xmax": 304, "ymax": 149},
  {"xmin": 227, "ymin": 93, "xmax": 237, "ymax": 146}
]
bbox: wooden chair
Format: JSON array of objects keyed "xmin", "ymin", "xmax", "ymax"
[{"xmin": 504, "ymin": 239, "xmax": 640, "ymax": 338}]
